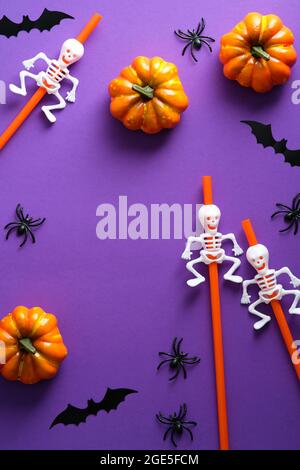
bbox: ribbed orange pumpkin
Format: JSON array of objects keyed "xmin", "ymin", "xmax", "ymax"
[
  {"xmin": 220, "ymin": 12, "xmax": 297, "ymax": 93},
  {"xmin": 108, "ymin": 56, "xmax": 189, "ymax": 134},
  {"xmin": 0, "ymin": 306, "xmax": 67, "ymax": 384}
]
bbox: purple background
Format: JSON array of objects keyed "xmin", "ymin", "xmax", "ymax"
[{"xmin": 0, "ymin": 0, "xmax": 300, "ymax": 450}]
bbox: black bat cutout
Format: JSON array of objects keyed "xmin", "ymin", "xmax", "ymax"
[
  {"xmin": 50, "ymin": 387, "xmax": 138, "ymax": 429},
  {"xmin": 0, "ymin": 8, "xmax": 74, "ymax": 38},
  {"xmin": 241, "ymin": 120, "xmax": 300, "ymax": 168}
]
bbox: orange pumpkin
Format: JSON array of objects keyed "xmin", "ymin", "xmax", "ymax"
[
  {"xmin": 108, "ymin": 56, "xmax": 189, "ymax": 134},
  {"xmin": 220, "ymin": 12, "xmax": 297, "ymax": 93},
  {"xmin": 0, "ymin": 306, "xmax": 67, "ymax": 384}
]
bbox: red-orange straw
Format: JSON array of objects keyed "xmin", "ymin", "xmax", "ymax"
[
  {"xmin": 203, "ymin": 176, "xmax": 229, "ymax": 450},
  {"xmin": 0, "ymin": 13, "xmax": 102, "ymax": 151},
  {"xmin": 242, "ymin": 218, "xmax": 300, "ymax": 380}
]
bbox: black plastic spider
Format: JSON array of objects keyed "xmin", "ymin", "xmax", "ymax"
[
  {"xmin": 271, "ymin": 193, "xmax": 300, "ymax": 235},
  {"xmin": 157, "ymin": 337, "xmax": 200, "ymax": 381},
  {"xmin": 156, "ymin": 403, "xmax": 197, "ymax": 448},
  {"xmin": 5, "ymin": 204, "xmax": 46, "ymax": 247},
  {"xmin": 174, "ymin": 18, "xmax": 215, "ymax": 62}
]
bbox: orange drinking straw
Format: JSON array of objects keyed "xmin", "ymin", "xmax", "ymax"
[
  {"xmin": 203, "ymin": 176, "xmax": 229, "ymax": 450},
  {"xmin": 242, "ymin": 218, "xmax": 300, "ymax": 380},
  {"xmin": 0, "ymin": 13, "xmax": 102, "ymax": 151}
]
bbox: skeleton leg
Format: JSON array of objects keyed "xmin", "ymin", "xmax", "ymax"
[
  {"xmin": 9, "ymin": 71, "xmax": 39, "ymax": 96},
  {"xmin": 281, "ymin": 289, "xmax": 300, "ymax": 314},
  {"xmin": 248, "ymin": 299, "xmax": 271, "ymax": 330},
  {"xmin": 42, "ymin": 91, "xmax": 66, "ymax": 123},
  {"xmin": 223, "ymin": 255, "xmax": 243, "ymax": 284},
  {"xmin": 186, "ymin": 255, "xmax": 206, "ymax": 287}
]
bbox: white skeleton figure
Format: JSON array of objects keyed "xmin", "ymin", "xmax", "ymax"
[
  {"xmin": 9, "ymin": 39, "xmax": 84, "ymax": 123},
  {"xmin": 241, "ymin": 244, "xmax": 300, "ymax": 330},
  {"xmin": 181, "ymin": 204, "xmax": 244, "ymax": 287}
]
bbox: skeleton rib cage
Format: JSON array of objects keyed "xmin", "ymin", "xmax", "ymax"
[
  {"xmin": 46, "ymin": 61, "xmax": 69, "ymax": 83},
  {"xmin": 202, "ymin": 233, "xmax": 222, "ymax": 251},
  {"xmin": 256, "ymin": 270, "xmax": 277, "ymax": 292}
]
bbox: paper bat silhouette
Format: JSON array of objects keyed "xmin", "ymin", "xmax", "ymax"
[
  {"xmin": 241, "ymin": 120, "xmax": 300, "ymax": 168},
  {"xmin": 0, "ymin": 9, "xmax": 74, "ymax": 38},
  {"xmin": 50, "ymin": 387, "xmax": 138, "ymax": 428}
]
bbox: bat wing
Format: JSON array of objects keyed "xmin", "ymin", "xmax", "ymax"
[
  {"xmin": 32, "ymin": 8, "xmax": 74, "ymax": 33},
  {"xmin": 50, "ymin": 403, "xmax": 90, "ymax": 429},
  {"xmin": 97, "ymin": 387, "xmax": 138, "ymax": 413},
  {"xmin": 283, "ymin": 148, "xmax": 300, "ymax": 168},
  {"xmin": 50, "ymin": 388, "xmax": 137, "ymax": 428},
  {"xmin": 0, "ymin": 15, "xmax": 20, "ymax": 38},
  {"xmin": 0, "ymin": 9, "xmax": 74, "ymax": 38},
  {"xmin": 241, "ymin": 120, "xmax": 278, "ymax": 149}
]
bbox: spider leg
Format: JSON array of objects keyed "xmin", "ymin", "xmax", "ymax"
[
  {"xmin": 156, "ymin": 413, "xmax": 172, "ymax": 424},
  {"xmin": 294, "ymin": 193, "xmax": 300, "ymax": 210},
  {"xmin": 178, "ymin": 404, "xmax": 183, "ymax": 419},
  {"xmin": 170, "ymin": 430, "xmax": 177, "ymax": 448},
  {"xmin": 157, "ymin": 358, "xmax": 172, "ymax": 370},
  {"xmin": 29, "ymin": 217, "xmax": 46, "ymax": 225},
  {"xmin": 26, "ymin": 227, "xmax": 36, "ymax": 244},
  {"xmin": 294, "ymin": 220, "xmax": 299, "ymax": 235},
  {"xmin": 5, "ymin": 225, "xmax": 18, "ymax": 240},
  {"xmin": 176, "ymin": 338, "xmax": 183, "ymax": 355},
  {"xmin": 163, "ymin": 427, "xmax": 172, "ymax": 442},
  {"xmin": 181, "ymin": 41, "xmax": 193, "ymax": 57},
  {"xmin": 175, "ymin": 30, "xmax": 192, "ymax": 39},
  {"xmin": 4, "ymin": 222, "xmax": 19, "ymax": 229},
  {"xmin": 276, "ymin": 203, "xmax": 293, "ymax": 211},
  {"xmin": 182, "ymin": 420, "xmax": 197, "ymax": 426},
  {"xmin": 172, "ymin": 337, "xmax": 178, "ymax": 355},
  {"xmin": 16, "ymin": 204, "xmax": 25, "ymax": 222},
  {"xmin": 190, "ymin": 45, "xmax": 198, "ymax": 62},
  {"xmin": 28, "ymin": 219, "xmax": 46, "ymax": 227},
  {"xmin": 181, "ymin": 403, "xmax": 187, "ymax": 420},
  {"xmin": 199, "ymin": 35, "xmax": 216, "ymax": 42},
  {"xmin": 169, "ymin": 367, "xmax": 180, "ymax": 381},
  {"xmin": 181, "ymin": 364, "xmax": 187, "ymax": 379},
  {"xmin": 196, "ymin": 18, "xmax": 205, "ymax": 35},
  {"xmin": 271, "ymin": 210, "xmax": 288, "ymax": 218},
  {"xmin": 182, "ymin": 357, "xmax": 201, "ymax": 364},
  {"xmin": 279, "ymin": 221, "xmax": 295, "ymax": 233},
  {"xmin": 200, "ymin": 39, "xmax": 213, "ymax": 52},
  {"xmin": 182, "ymin": 425, "xmax": 194, "ymax": 441},
  {"xmin": 159, "ymin": 352, "xmax": 175, "ymax": 358},
  {"xmin": 19, "ymin": 230, "xmax": 28, "ymax": 248}
]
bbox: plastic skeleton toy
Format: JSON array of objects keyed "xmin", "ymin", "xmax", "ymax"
[
  {"xmin": 241, "ymin": 244, "xmax": 300, "ymax": 330},
  {"xmin": 9, "ymin": 39, "xmax": 84, "ymax": 123},
  {"xmin": 181, "ymin": 204, "xmax": 243, "ymax": 287}
]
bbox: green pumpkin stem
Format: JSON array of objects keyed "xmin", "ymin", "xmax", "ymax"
[
  {"xmin": 19, "ymin": 337, "xmax": 36, "ymax": 355},
  {"xmin": 132, "ymin": 84, "xmax": 154, "ymax": 100},
  {"xmin": 251, "ymin": 45, "xmax": 270, "ymax": 61}
]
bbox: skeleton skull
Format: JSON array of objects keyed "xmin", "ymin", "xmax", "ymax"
[
  {"xmin": 246, "ymin": 244, "xmax": 269, "ymax": 274},
  {"xmin": 58, "ymin": 39, "xmax": 84, "ymax": 67},
  {"xmin": 198, "ymin": 204, "xmax": 221, "ymax": 235}
]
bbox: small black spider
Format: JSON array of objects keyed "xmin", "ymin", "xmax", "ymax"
[
  {"xmin": 156, "ymin": 403, "xmax": 197, "ymax": 448},
  {"xmin": 157, "ymin": 337, "xmax": 200, "ymax": 381},
  {"xmin": 174, "ymin": 18, "xmax": 215, "ymax": 62},
  {"xmin": 271, "ymin": 193, "xmax": 300, "ymax": 235},
  {"xmin": 5, "ymin": 204, "xmax": 46, "ymax": 247}
]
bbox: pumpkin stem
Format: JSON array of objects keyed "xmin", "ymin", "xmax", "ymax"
[
  {"xmin": 19, "ymin": 338, "xmax": 36, "ymax": 355},
  {"xmin": 251, "ymin": 45, "xmax": 270, "ymax": 61},
  {"xmin": 132, "ymin": 84, "xmax": 154, "ymax": 100}
]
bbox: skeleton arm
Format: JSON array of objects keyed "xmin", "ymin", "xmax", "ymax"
[
  {"xmin": 241, "ymin": 278, "xmax": 257, "ymax": 304},
  {"xmin": 65, "ymin": 75, "xmax": 79, "ymax": 102},
  {"xmin": 275, "ymin": 267, "xmax": 300, "ymax": 287},
  {"xmin": 23, "ymin": 53, "xmax": 52, "ymax": 70},
  {"xmin": 181, "ymin": 235, "xmax": 203, "ymax": 260},
  {"xmin": 222, "ymin": 233, "xmax": 244, "ymax": 256}
]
